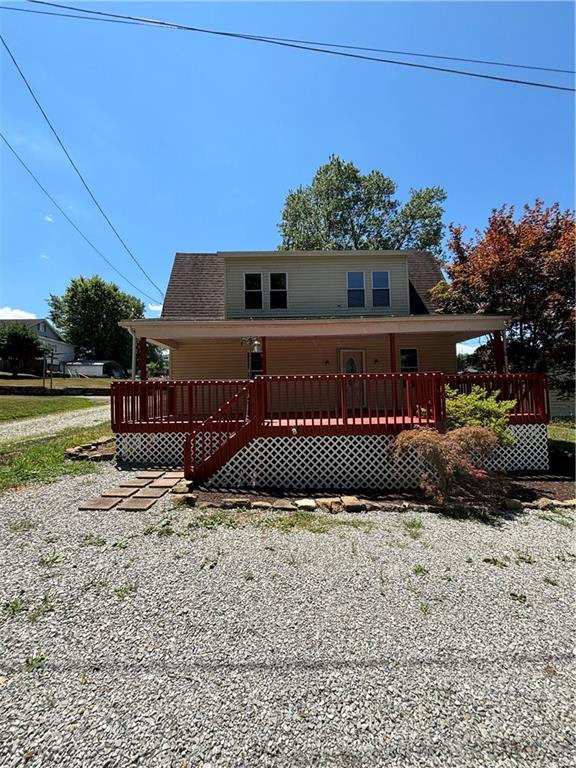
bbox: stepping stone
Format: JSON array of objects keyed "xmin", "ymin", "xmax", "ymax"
[
  {"xmin": 102, "ymin": 486, "xmax": 137, "ymax": 498},
  {"xmin": 118, "ymin": 478, "xmax": 151, "ymax": 488},
  {"xmin": 162, "ymin": 471, "xmax": 185, "ymax": 479},
  {"xmin": 135, "ymin": 470, "xmax": 165, "ymax": 479},
  {"xmin": 117, "ymin": 497, "xmax": 158, "ymax": 511},
  {"xmin": 149, "ymin": 478, "xmax": 180, "ymax": 488},
  {"xmin": 134, "ymin": 487, "xmax": 168, "ymax": 498},
  {"xmin": 79, "ymin": 497, "xmax": 122, "ymax": 511}
]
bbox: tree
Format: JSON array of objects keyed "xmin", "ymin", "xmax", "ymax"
[
  {"xmin": 48, "ymin": 276, "xmax": 145, "ymax": 370},
  {"xmin": 431, "ymin": 201, "xmax": 575, "ymax": 395},
  {"xmin": 0, "ymin": 323, "xmax": 46, "ymax": 377},
  {"xmin": 278, "ymin": 155, "xmax": 447, "ymax": 258}
]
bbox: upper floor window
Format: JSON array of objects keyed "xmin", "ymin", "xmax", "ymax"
[
  {"xmin": 400, "ymin": 348, "xmax": 419, "ymax": 373},
  {"xmin": 244, "ymin": 273, "xmax": 262, "ymax": 310},
  {"xmin": 372, "ymin": 271, "xmax": 390, "ymax": 307},
  {"xmin": 347, "ymin": 272, "xmax": 365, "ymax": 308},
  {"xmin": 270, "ymin": 272, "xmax": 287, "ymax": 309}
]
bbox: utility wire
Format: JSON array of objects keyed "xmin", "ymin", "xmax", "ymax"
[
  {"xmin": 0, "ymin": 131, "xmax": 163, "ymax": 305},
  {"xmin": 5, "ymin": 1, "xmax": 574, "ymax": 75},
  {"xmin": 20, "ymin": 0, "xmax": 576, "ymax": 91},
  {"xmin": 0, "ymin": 33, "xmax": 165, "ymax": 297}
]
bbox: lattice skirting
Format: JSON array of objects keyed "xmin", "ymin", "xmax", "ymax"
[{"xmin": 115, "ymin": 424, "xmax": 548, "ymax": 490}]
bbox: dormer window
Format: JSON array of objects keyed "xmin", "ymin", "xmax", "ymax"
[
  {"xmin": 372, "ymin": 271, "xmax": 390, "ymax": 307},
  {"xmin": 347, "ymin": 272, "xmax": 365, "ymax": 308},
  {"xmin": 270, "ymin": 272, "xmax": 287, "ymax": 309},
  {"xmin": 244, "ymin": 273, "xmax": 262, "ymax": 309}
]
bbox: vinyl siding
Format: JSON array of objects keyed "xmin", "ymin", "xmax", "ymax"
[
  {"xmin": 170, "ymin": 333, "xmax": 457, "ymax": 379},
  {"xmin": 225, "ymin": 253, "xmax": 410, "ymax": 318}
]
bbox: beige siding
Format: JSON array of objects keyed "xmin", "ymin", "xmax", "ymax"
[
  {"xmin": 225, "ymin": 252, "xmax": 410, "ymax": 318},
  {"xmin": 171, "ymin": 339, "xmax": 248, "ymax": 380},
  {"xmin": 170, "ymin": 333, "xmax": 458, "ymax": 379},
  {"xmin": 395, "ymin": 334, "xmax": 457, "ymax": 374}
]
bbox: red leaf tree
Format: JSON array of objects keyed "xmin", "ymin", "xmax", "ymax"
[{"xmin": 432, "ymin": 201, "xmax": 575, "ymax": 395}]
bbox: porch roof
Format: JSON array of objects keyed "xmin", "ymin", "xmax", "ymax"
[{"xmin": 120, "ymin": 314, "xmax": 510, "ymax": 350}]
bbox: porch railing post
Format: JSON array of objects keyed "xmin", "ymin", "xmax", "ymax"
[{"xmin": 340, "ymin": 376, "xmax": 348, "ymax": 425}]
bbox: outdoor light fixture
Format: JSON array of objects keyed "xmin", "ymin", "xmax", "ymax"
[{"xmin": 241, "ymin": 336, "xmax": 262, "ymax": 353}]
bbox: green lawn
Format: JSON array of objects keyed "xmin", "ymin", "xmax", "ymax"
[
  {"xmin": 0, "ymin": 374, "xmax": 113, "ymax": 389},
  {"xmin": 0, "ymin": 423, "xmax": 112, "ymax": 491},
  {"xmin": 548, "ymin": 421, "xmax": 575, "ymax": 454},
  {"xmin": 0, "ymin": 396, "xmax": 98, "ymax": 423}
]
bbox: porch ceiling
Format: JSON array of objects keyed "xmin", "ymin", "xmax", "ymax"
[{"xmin": 120, "ymin": 315, "xmax": 509, "ymax": 348}]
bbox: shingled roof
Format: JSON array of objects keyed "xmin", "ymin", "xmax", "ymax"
[{"xmin": 161, "ymin": 251, "xmax": 444, "ymax": 319}]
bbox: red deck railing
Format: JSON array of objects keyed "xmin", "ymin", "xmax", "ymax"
[{"xmin": 111, "ymin": 372, "xmax": 549, "ymax": 434}]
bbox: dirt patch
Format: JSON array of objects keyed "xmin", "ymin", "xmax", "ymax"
[{"xmin": 508, "ymin": 474, "xmax": 575, "ymax": 502}]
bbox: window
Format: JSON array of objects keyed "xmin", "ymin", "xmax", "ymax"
[
  {"xmin": 248, "ymin": 352, "xmax": 263, "ymax": 378},
  {"xmin": 244, "ymin": 273, "xmax": 262, "ymax": 310},
  {"xmin": 270, "ymin": 272, "xmax": 287, "ymax": 309},
  {"xmin": 347, "ymin": 272, "xmax": 365, "ymax": 307},
  {"xmin": 372, "ymin": 271, "xmax": 390, "ymax": 307},
  {"xmin": 400, "ymin": 348, "xmax": 419, "ymax": 373}
]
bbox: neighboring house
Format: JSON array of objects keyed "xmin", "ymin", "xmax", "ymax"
[
  {"xmin": 0, "ymin": 318, "xmax": 75, "ymax": 372},
  {"xmin": 112, "ymin": 250, "xmax": 550, "ymax": 488}
]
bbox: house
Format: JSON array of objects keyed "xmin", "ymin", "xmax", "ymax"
[
  {"xmin": 112, "ymin": 250, "xmax": 550, "ymax": 489},
  {"xmin": 65, "ymin": 360, "xmax": 126, "ymax": 379},
  {"xmin": 0, "ymin": 318, "xmax": 75, "ymax": 373}
]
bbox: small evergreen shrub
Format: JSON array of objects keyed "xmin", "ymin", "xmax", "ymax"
[
  {"xmin": 394, "ymin": 426, "xmax": 500, "ymax": 505},
  {"xmin": 445, "ymin": 385, "xmax": 516, "ymax": 444}
]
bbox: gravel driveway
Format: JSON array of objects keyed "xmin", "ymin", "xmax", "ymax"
[
  {"xmin": 0, "ymin": 465, "xmax": 573, "ymax": 767},
  {"xmin": 0, "ymin": 402, "xmax": 110, "ymax": 443}
]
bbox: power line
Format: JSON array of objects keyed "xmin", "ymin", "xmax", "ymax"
[
  {"xmin": 0, "ymin": 131, "xmax": 163, "ymax": 304},
  {"xmin": 0, "ymin": 33, "xmax": 165, "ymax": 297},
  {"xmin": 19, "ymin": 0, "xmax": 576, "ymax": 92},
  {"xmin": 4, "ymin": 1, "xmax": 573, "ymax": 75}
]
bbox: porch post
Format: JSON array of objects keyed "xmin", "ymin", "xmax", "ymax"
[
  {"xmin": 139, "ymin": 337, "xmax": 148, "ymax": 381},
  {"xmin": 493, "ymin": 331, "xmax": 505, "ymax": 374},
  {"xmin": 130, "ymin": 331, "xmax": 137, "ymax": 381},
  {"xmin": 261, "ymin": 337, "xmax": 267, "ymax": 374},
  {"xmin": 389, "ymin": 333, "xmax": 397, "ymax": 373}
]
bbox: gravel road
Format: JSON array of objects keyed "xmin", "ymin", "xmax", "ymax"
[
  {"xmin": 0, "ymin": 465, "xmax": 573, "ymax": 767},
  {"xmin": 0, "ymin": 402, "xmax": 110, "ymax": 443}
]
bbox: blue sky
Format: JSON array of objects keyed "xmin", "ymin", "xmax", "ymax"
[{"xmin": 1, "ymin": 0, "xmax": 574, "ymax": 341}]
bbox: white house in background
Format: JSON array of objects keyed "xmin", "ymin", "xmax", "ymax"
[{"xmin": 0, "ymin": 318, "xmax": 75, "ymax": 370}]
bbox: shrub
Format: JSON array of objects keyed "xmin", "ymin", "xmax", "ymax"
[
  {"xmin": 445, "ymin": 385, "xmax": 515, "ymax": 444},
  {"xmin": 394, "ymin": 426, "xmax": 500, "ymax": 505}
]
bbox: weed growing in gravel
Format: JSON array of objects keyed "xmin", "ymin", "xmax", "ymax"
[
  {"xmin": 413, "ymin": 564, "xmax": 429, "ymax": 576},
  {"xmin": 419, "ymin": 603, "xmax": 430, "ymax": 616},
  {"xmin": 402, "ymin": 518, "xmax": 424, "ymax": 539},
  {"xmin": 515, "ymin": 551, "xmax": 535, "ymax": 565},
  {"xmin": 24, "ymin": 654, "xmax": 45, "ymax": 672},
  {"xmin": 543, "ymin": 576, "xmax": 559, "ymax": 587},
  {"xmin": 482, "ymin": 556, "xmax": 509, "ymax": 568},
  {"xmin": 262, "ymin": 511, "xmax": 371, "ymax": 534},
  {"xmin": 80, "ymin": 533, "xmax": 107, "ymax": 547},
  {"xmin": 378, "ymin": 570, "xmax": 386, "ymax": 595},
  {"xmin": 465, "ymin": 556, "xmax": 474, "ymax": 564},
  {"xmin": 29, "ymin": 591, "xmax": 55, "ymax": 623},
  {"xmin": 144, "ymin": 518, "xmax": 176, "ymax": 537},
  {"xmin": 188, "ymin": 510, "xmax": 238, "ymax": 530},
  {"xmin": 537, "ymin": 510, "xmax": 574, "ymax": 529},
  {"xmin": 112, "ymin": 541, "xmax": 128, "ymax": 549},
  {"xmin": 38, "ymin": 551, "xmax": 64, "ymax": 567},
  {"xmin": 3, "ymin": 595, "xmax": 28, "ymax": 616},
  {"xmin": 510, "ymin": 592, "xmax": 528, "ymax": 604},
  {"xmin": 7, "ymin": 517, "xmax": 38, "ymax": 533},
  {"xmin": 113, "ymin": 580, "xmax": 139, "ymax": 600},
  {"xmin": 200, "ymin": 552, "xmax": 220, "ymax": 570},
  {"xmin": 45, "ymin": 535, "xmax": 59, "ymax": 544},
  {"xmin": 81, "ymin": 578, "xmax": 109, "ymax": 593},
  {"xmin": 439, "ymin": 504, "xmax": 500, "ymax": 526},
  {"xmin": 555, "ymin": 550, "xmax": 576, "ymax": 563},
  {"xmin": 285, "ymin": 551, "xmax": 299, "ymax": 566},
  {"xmin": 243, "ymin": 570, "xmax": 255, "ymax": 581}
]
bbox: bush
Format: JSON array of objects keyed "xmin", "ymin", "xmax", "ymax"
[
  {"xmin": 394, "ymin": 426, "xmax": 501, "ymax": 505},
  {"xmin": 445, "ymin": 385, "xmax": 516, "ymax": 444}
]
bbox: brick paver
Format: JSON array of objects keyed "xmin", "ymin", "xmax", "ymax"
[
  {"xmin": 116, "ymin": 497, "xmax": 158, "ymax": 511},
  {"xmin": 133, "ymin": 487, "xmax": 169, "ymax": 498},
  {"xmin": 135, "ymin": 471, "xmax": 165, "ymax": 479},
  {"xmin": 149, "ymin": 478, "xmax": 179, "ymax": 488},
  {"xmin": 118, "ymin": 478, "xmax": 151, "ymax": 488},
  {"xmin": 102, "ymin": 487, "xmax": 138, "ymax": 498},
  {"xmin": 79, "ymin": 497, "xmax": 124, "ymax": 511}
]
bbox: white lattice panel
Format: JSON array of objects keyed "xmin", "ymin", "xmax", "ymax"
[{"xmin": 115, "ymin": 423, "xmax": 548, "ymax": 486}]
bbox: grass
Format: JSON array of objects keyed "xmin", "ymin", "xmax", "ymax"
[
  {"xmin": 4, "ymin": 596, "xmax": 28, "ymax": 616},
  {"xmin": 184, "ymin": 508, "xmax": 373, "ymax": 535},
  {"xmin": 29, "ymin": 591, "xmax": 55, "ymax": 623},
  {"xmin": 537, "ymin": 510, "xmax": 574, "ymax": 530},
  {"xmin": 548, "ymin": 420, "xmax": 575, "ymax": 454},
  {"xmin": 0, "ymin": 375, "xmax": 112, "ymax": 389},
  {"xmin": 413, "ymin": 564, "xmax": 429, "ymax": 576},
  {"xmin": 482, "ymin": 556, "xmax": 510, "ymax": 568},
  {"xmin": 8, "ymin": 517, "xmax": 38, "ymax": 533},
  {"xmin": 80, "ymin": 533, "xmax": 107, "ymax": 547},
  {"xmin": 24, "ymin": 654, "xmax": 46, "ymax": 672},
  {"xmin": 401, "ymin": 518, "xmax": 424, "ymax": 539},
  {"xmin": 0, "ymin": 422, "xmax": 112, "ymax": 491},
  {"xmin": 0, "ymin": 395, "xmax": 97, "ymax": 423},
  {"xmin": 38, "ymin": 551, "xmax": 64, "ymax": 567},
  {"xmin": 543, "ymin": 575, "xmax": 559, "ymax": 587},
  {"xmin": 113, "ymin": 580, "xmax": 139, "ymax": 600}
]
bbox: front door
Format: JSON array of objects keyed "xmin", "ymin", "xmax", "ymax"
[{"xmin": 339, "ymin": 349, "xmax": 366, "ymax": 411}]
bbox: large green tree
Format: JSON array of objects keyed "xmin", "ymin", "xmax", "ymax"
[
  {"xmin": 48, "ymin": 276, "xmax": 145, "ymax": 369},
  {"xmin": 278, "ymin": 155, "xmax": 447, "ymax": 258},
  {"xmin": 0, "ymin": 323, "xmax": 46, "ymax": 377},
  {"xmin": 431, "ymin": 201, "xmax": 575, "ymax": 395}
]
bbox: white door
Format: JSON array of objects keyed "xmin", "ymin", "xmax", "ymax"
[{"xmin": 339, "ymin": 349, "xmax": 366, "ymax": 411}]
